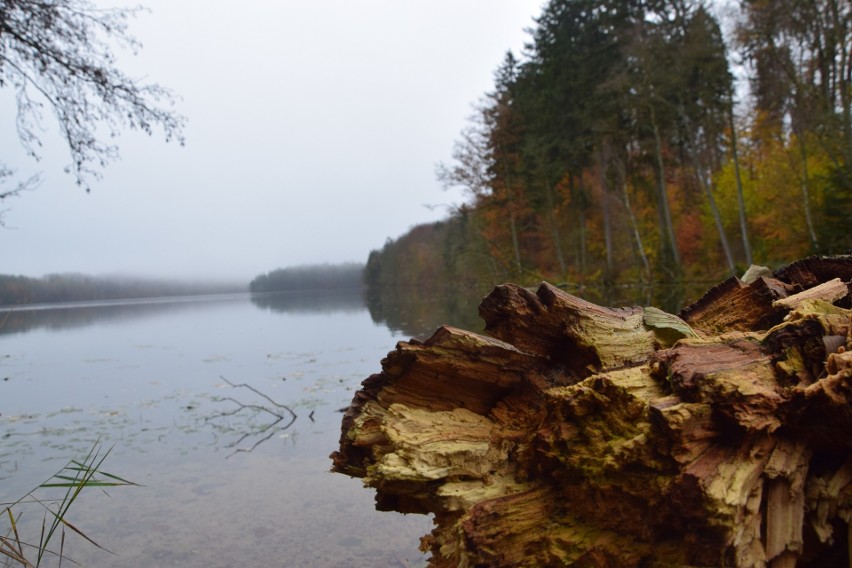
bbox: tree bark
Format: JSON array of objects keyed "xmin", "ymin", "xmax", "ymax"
[
  {"xmin": 795, "ymin": 130, "xmax": 820, "ymax": 250},
  {"xmin": 612, "ymin": 155, "xmax": 651, "ymax": 281},
  {"xmin": 730, "ymin": 97, "xmax": 753, "ymax": 266},
  {"xmin": 332, "ymin": 255, "xmax": 852, "ymax": 567},
  {"xmin": 650, "ymin": 104, "xmax": 680, "ymax": 270},
  {"xmin": 596, "ymin": 149, "xmax": 614, "ymax": 279},
  {"xmin": 500, "ymin": 163, "xmax": 523, "ymax": 275},
  {"xmin": 543, "ymin": 179, "xmax": 567, "ymax": 277},
  {"xmin": 680, "ymin": 104, "xmax": 736, "ymax": 275}
]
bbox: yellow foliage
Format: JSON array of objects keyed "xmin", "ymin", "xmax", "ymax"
[{"xmin": 712, "ymin": 127, "xmax": 831, "ymax": 265}]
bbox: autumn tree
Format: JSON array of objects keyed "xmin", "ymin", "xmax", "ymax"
[
  {"xmin": 437, "ymin": 53, "xmax": 535, "ymax": 280},
  {"xmin": 670, "ymin": 2, "xmax": 738, "ymax": 274},
  {"xmin": 618, "ymin": 3, "xmax": 684, "ymax": 274},
  {"xmin": 737, "ymin": 0, "xmax": 852, "ymax": 252},
  {"xmin": 517, "ymin": 0, "xmax": 643, "ymax": 279},
  {"xmin": 483, "ymin": 52, "xmax": 528, "ymax": 276},
  {"xmin": 416, "ymin": 0, "xmax": 852, "ymax": 299}
]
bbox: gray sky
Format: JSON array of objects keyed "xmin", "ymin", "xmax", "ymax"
[{"xmin": 0, "ymin": 0, "xmax": 543, "ymax": 281}]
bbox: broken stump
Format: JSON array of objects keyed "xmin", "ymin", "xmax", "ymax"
[{"xmin": 331, "ymin": 256, "xmax": 852, "ymax": 567}]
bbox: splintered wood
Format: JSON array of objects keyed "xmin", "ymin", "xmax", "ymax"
[{"xmin": 331, "ymin": 256, "xmax": 852, "ymax": 567}]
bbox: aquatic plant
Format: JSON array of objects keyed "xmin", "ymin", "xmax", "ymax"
[{"xmin": 0, "ymin": 442, "xmax": 136, "ymax": 567}]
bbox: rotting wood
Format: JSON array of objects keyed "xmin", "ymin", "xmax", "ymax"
[
  {"xmin": 773, "ymin": 278, "xmax": 849, "ymax": 311},
  {"xmin": 332, "ymin": 255, "xmax": 852, "ymax": 567}
]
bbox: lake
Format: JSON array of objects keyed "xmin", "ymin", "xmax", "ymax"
[
  {"xmin": 0, "ymin": 291, "xmax": 437, "ymax": 568},
  {"xmin": 0, "ymin": 281, "xmax": 707, "ymax": 567}
]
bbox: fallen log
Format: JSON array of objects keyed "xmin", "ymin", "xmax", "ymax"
[{"xmin": 331, "ymin": 256, "xmax": 852, "ymax": 567}]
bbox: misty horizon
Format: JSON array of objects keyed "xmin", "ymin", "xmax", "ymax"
[{"xmin": 0, "ymin": 261, "xmax": 368, "ymax": 308}]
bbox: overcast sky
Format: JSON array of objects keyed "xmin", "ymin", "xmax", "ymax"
[{"xmin": 0, "ymin": 0, "xmax": 543, "ymax": 282}]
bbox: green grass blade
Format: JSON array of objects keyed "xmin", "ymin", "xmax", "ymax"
[
  {"xmin": 40, "ymin": 481, "xmax": 134, "ymax": 488},
  {"xmin": 96, "ymin": 470, "xmax": 140, "ymax": 486},
  {"xmin": 35, "ymin": 442, "xmax": 117, "ymax": 565},
  {"xmin": 6, "ymin": 440, "xmax": 135, "ymax": 567}
]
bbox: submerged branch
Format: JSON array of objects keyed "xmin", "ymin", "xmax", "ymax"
[{"xmin": 208, "ymin": 376, "xmax": 298, "ymax": 457}]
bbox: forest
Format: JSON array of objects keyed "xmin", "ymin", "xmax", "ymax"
[
  {"xmin": 249, "ymin": 263, "xmax": 365, "ymax": 293},
  {"xmin": 367, "ymin": 0, "xmax": 852, "ymax": 303}
]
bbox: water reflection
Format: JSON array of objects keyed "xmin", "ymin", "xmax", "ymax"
[
  {"xmin": 249, "ymin": 288, "xmax": 365, "ymax": 314},
  {"xmin": 0, "ymin": 293, "xmax": 250, "ymax": 336},
  {"xmin": 365, "ymin": 281, "xmax": 713, "ymax": 340},
  {"xmin": 365, "ymin": 286, "xmax": 489, "ymax": 340},
  {"xmin": 0, "ymin": 290, "xmax": 368, "ymax": 337},
  {"xmin": 0, "ymin": 281, "xmax": 711, "ymax": 341},
  {"xmin": 558, "ymin": 281, "xmax": 709, "ymax": 314},
  {"xmin": 205, "ymin": 377, "xmax": 298, "ymax": 457}
]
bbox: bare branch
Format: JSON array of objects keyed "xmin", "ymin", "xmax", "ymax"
[
  {"xmin": 0, "ymin": 166, "xmax": 41, "ymax": 225},
  {"xmin": 0, "ymin": 0, "xmax": 186, "ymax": 189},
  {"xmin": 206, "ymin": 377, "xmax": 298, "ymax": 458}
]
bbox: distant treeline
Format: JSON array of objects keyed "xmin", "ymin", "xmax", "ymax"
[
  {"xmin": 0, "ymin": 273, "xmax": 246, "ymax": 306},
  {"xmin": 249, "ymin": 263, "xmax": 365, "ymax": 293}
]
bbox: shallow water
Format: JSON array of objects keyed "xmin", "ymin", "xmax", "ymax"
[{"xmin": 0, "ymin": 291, "xmax": 431, "ymax": 567}]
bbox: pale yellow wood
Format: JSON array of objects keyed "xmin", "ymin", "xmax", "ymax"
[{"xmin": 773, "ymin": 278, "xmax": 848, "ymax": 310}]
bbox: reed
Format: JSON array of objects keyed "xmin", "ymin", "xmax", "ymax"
[{"xmin": 1, "ymin": 442, "xmax": 137, "ymax": 567}]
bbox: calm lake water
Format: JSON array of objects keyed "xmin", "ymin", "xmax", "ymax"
[
  {"xmin": 0, "ymin": 282, "xmax": 709, "ymax": 567},
  {"xmin": 0, "ymin": 291, "xmax": 435, "ymax": 567}
]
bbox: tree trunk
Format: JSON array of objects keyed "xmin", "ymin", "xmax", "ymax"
[
  {"xmin": 695, "ymin": 155, "xmax": 737, "ymax": 275},
  {"xmin": 730, "ymin": 97, "xmax": 753, "ymax": 266},
  {"xmin": 597, "ymin": 149, "xmax": 614, "ymax": 280},
  {"xmin": 333, "ymin": 256, "xmax": 852, "ymax": 567},
  {"xmin": 651, "ymin": 105, "xmax": 681, "ymax": 270},
  {"xmin": 614, "ymin": 156, "xmax": 651, "ymax": 281},
  {"xmin": 796, "ymin": 132, "xmax": 820, "ymax": 250},
  {"xmin": 501, "ymin": 164, "xmax": 523, "ymax": 275},
  {"xmin": 681, "ymin": 105, "xmax": 736, "ymax": 275},
  {"xmin": 543, "ymin": 179, "xmax": 567, "ymax": 277},
  {"xmin": 570, "ymin": 173, "xmax": 588, "ymax": 277}
]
